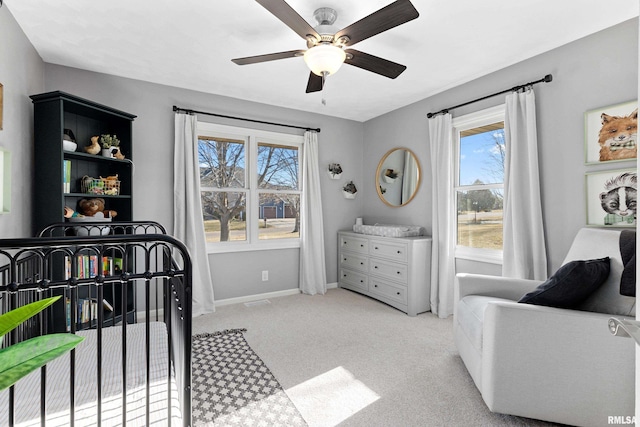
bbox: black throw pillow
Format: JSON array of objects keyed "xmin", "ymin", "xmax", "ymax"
[
  {"xmin": 518, "ymin": 257, "xmax": 610, "ymax": 308},
  {"xmin": 619, "ymin": 230, "xmax": 636, "ymax": 297}
]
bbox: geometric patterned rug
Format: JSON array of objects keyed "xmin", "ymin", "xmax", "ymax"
[{"xmin": 192, "ymin": 329, "xmax": 307, "ymax": 427}]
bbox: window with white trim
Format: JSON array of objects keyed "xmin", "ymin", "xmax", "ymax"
[
  {"xmin": 197, "ymin": 122, "xmax": 303, "ymax": 252},
  {"xmin": 453, "ymin": 105, "xmax": 505, "ymax": 263}
]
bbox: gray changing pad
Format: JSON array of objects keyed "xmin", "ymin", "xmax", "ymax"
[{"xmin": 352, "ymin": 223, "xmax": 425, "ymax": 238}]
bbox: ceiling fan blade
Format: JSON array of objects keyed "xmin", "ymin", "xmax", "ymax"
[
  {"xmin": 335, "ymin": 0, "xmax": 419, "ymax": 46},
  {"xmin": 305, "ymin": 72, "xmax": 323, "ymax": 93},
  {"xmin": 232, "ymin": 50, "xmax": 305, "ymax": 65},
  {"xmin": 344, "ymin": 49, "xmax": 407, "ymax": 79},
  {"xmin": 256, "ymin": 0, "xmax": 320, "ymax": 42}
]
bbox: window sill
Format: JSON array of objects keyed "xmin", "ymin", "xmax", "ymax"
[
  {"xmin": 455, "ymin": 246, "xmax": 503, "ymax": 265},
  {"xmin": 207, "ymin": 240, "xmax": 300, "ymax": 254}
]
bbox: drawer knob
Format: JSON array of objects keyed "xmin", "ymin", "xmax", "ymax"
[
  {"xmin": 397, "ymin": 271, "xmax": 401, "ymax": 275},
  {"xmin": 360, "ymin": 280, "xmax": 364, "ymax": 283},
  {"xmin": 360, "ymin": 244, "xmax": 364, "ymax": 248},
  {"xmin": 360, "ymin": 262, "xmax": 364, "ymax": 265},
  {"xmin": 374, "ymin": 266, "xmax": 378, "ymax": 269},
  {"xmin": 397, "ymin": 292, "xmax": 400, "ymax": 295},
  {"xmin": 374, "ymin": 284, "xmax": 378, "ymax": 287},
  {"xmin": 374, "ymin": 246, "xmax": 379, "ymax": 250},
  {"xmin": 343, "ymin": 274, "xmax": 347, "ymax": 277},
  {"xmin": 397, "ymin": 250, "xmax": 401, "ymax": 254}
]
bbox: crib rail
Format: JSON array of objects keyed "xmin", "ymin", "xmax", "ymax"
[
  {"xmin": 0, "ymin": 231, "xmax": 192, "ymax": 427},
  {"xmin": 38, "ymin": 220, "xmax": 168, "ymax": 238}
]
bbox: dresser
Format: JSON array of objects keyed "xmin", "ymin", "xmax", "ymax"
[{"xmin": 338, "ymin": 231, "xmax": 432, "ymax": 316}]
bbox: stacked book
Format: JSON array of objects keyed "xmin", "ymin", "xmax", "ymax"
[
  {"xmin": 63, "ymin": 160, "xmax": 71, "ymax": 193},
  {"xmin": 64, "ymin": 255, "xmax": 123, "ymax": 279},
  {"xmin": 65, "ymin": 297, "xmax": 115, "ymax": 331}
]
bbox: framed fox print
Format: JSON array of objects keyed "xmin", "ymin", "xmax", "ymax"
[
  {"xmin": 584, "ymin": 100, "xmax": 638, "ymax": 165},
  {"xmin": 585, "ymin": 168, "xmax": 637, "ymax": 228}
]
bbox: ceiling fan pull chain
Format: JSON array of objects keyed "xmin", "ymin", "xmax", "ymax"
[{"xmin": 321, "ymin": 71, "xmax": 327, "ymax": 106}]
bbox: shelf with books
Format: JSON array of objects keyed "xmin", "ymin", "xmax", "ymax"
[
  {"xmin": 60, "ymin": 253, "xmax": 129, "ymax": 331},
  {"xmin": 65, "ymin": 297, "xmax": 116, "ymax": 332},
  {"xmin": 64, "ymin": 254, "xmax": 123, "ymax": 279},
  {"xmin": 31, "ymin": 91, "xmax": 137, "ymax": 332}
]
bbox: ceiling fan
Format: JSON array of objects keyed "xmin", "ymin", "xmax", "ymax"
[{"xmin": 232, "ymin": 0, "xmax": 419, "ymax": 93}]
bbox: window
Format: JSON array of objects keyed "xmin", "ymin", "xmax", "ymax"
[
  {"xmin": 197, "ymin": 122, "xmax": 303, "ymax": 252},
  {"xmin": 453, "ymin": 105, "xmax": 505, "ymax": 263}
]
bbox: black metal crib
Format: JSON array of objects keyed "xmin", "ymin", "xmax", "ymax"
[{"xmin": 0, "ymin": 221, "xmax": 192, "ymax": 426}]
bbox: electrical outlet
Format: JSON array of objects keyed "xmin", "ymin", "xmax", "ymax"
[{"xmin": 262, "ymin": 270, "xmax": 269, "ymax": 281}]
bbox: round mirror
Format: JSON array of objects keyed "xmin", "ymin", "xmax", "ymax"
[{"xmin": 376, "ymin": 147, "xmax": 421, "ymax": 207}]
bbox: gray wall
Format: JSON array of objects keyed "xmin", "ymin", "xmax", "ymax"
[
  {"xmin": 43, "ymin": 65, "xmax": 363, "ymax": 300},
  {"xmin": 363, "ymin": 18, "xmax": 639, "ymax": 275},
  {"xmin": 0, "ymin": 7, "xmax": 44, "ymax": 238},
  {"xmin": 3, "ymin": 2, "xmax": 638, "ymax": 299}
]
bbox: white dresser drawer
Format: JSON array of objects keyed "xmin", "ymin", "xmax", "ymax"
[
  {"xmin": 370, "ymin": 278, "xmax": 407, "ymax": 304},
  {"xmin": 339, "ymin": 268, "xmax": 368, "ymax": 291},
  {"xmin": 370, "ymin": 240, "xmax": 408, "ymax": 262},
  {"xmin": 370, "ymin": 259, "xmax": 408, "ymax": 284},
  {"xmin": 340, "ymin": 234, "xmax": 369, "ymax": 254},
  {"xmin": 340, "ymin": 253, "xmax": 368, "ymax": 273}
]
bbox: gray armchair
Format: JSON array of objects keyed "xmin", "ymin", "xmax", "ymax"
[{"xmin": 454, "ymin": 228, "xmax": 635, "ymax": 426}]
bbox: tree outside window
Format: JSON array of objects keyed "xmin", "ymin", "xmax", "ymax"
[
  {"xmin": 199, "ymin": 136, "xmax": 247, "ymax": 242},
  {"xmin": 197, "ymin": 128, "xmax": 301, "ymax": 245},
  {"xmin": 257, "ymin": 142, "xmax": 300, "ymax": 240},
  {"xmin": 454, "ymin": 109, "xmax": 505, "ymax": 255}
]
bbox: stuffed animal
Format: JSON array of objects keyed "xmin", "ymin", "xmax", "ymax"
[
  {"xmin": 113, "ymin": 147, "xmax": 125, "ymax": 160},
  {"xmin": 78, "ymin": 198, "xmax": 117, "ymax": 219},
  {"xmin": 63, "ymin": 206, "xmax": 84, "ymax": 218},
  {"xmin": 84, "ymin": 136, "xmax": 101, "ymax": 155}
]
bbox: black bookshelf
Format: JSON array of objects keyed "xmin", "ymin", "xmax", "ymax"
[
  {"xmin": 30, "ymin": 91, "xmax": 137, "ymax": 332},
  {"xmin": 30, "ymin": 91, "xmax": 136, "ymax": 233}
]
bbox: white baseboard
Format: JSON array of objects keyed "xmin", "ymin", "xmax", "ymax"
[
  {"xmin": 215, "ymin": 282, "xmax": 339, "ymax": 307},
  {"xmin": 215, "ymin": 288, "xmax": 301, "ymax": 307},
  {"xmin": 136, "ymin": 283, "xmax": 341, "ymax": 319}
]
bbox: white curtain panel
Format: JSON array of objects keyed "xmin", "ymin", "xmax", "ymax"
[
  {"xmin": 173, "ymin": 113, "xmax": 216, "ymax": 316},
  {"xmin": 428, "ymin": 114, "xmax": 455, "ymax": 318},
  {"xmin": 503, "ymin": 89, "xmax": 548, "ymax": 280},
  {"xmin": 299, "ymin": 131, "xmax": 327, "ymax": 295}
]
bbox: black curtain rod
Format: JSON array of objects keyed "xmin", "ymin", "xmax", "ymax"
[
  {"xmin": 173, "ymin": 105, "xmax": 320, "ymax": 133},
  {"xmin": 426, "ymin": 74, "xmax": 553, "ymax": 119}
]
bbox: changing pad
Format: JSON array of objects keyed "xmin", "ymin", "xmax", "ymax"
[{"xmin": 352, "ymin": 223, "xmax": 425, "ymax": 238}]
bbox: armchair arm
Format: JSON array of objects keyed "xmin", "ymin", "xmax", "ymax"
[
  {"xmin": 455, "ymin": 273, "xmax": 543, "ymax": 302},
  {"xmin": 481, "ymin": 301, "xmax": 634, "ymax": 425}
]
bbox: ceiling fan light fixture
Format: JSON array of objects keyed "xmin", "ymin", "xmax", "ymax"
[{"xmin": 303, "ymin": 44, "xmax": 346, "ymax": 77}]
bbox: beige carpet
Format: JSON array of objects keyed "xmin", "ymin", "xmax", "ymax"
[{"xmin": 193, "ymin": 288, "xmax": 558, "ymax": 427}]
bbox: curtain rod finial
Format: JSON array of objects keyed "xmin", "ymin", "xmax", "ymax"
[{"xmin": 544, "ymin": 74, "xmax": 553, "ymax": 83}]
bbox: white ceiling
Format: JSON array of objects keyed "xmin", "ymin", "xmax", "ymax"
[{"xmin": 6, "ymin": 0, "xmax": 639, "ymax": 122}]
